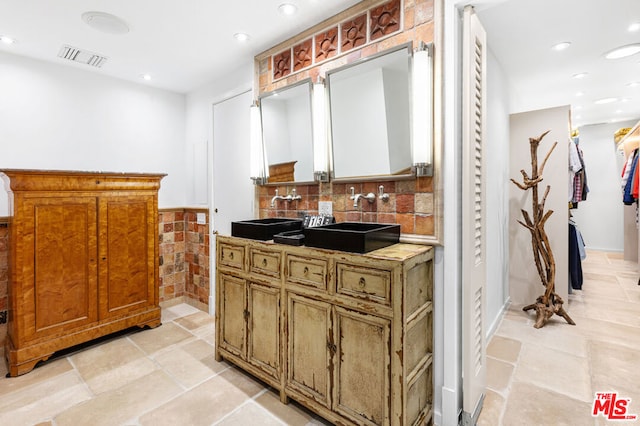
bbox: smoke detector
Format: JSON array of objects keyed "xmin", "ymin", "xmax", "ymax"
[
  {"xmin": 81, "ymin": 11, "xmax": 129, "ymax": 35},
  {"xmin": 58, "ymin": 45, "xmax": 108, "ymax": 68}
]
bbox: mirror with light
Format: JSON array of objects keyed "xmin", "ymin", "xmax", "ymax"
[
  {"xmin": 327, "ymin": 44, "xmax": 413, "ymax": 180},
  {"xmin": 259, "ymin": 80, "xmax": 315, "ymax": 183}
]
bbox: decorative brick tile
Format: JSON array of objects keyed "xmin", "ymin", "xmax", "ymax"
[
  {"xmin": 341, "ymin": 14, "xmax": 367, "ymax": 53},
  {"xmin": 273, "ymin": 49, "xmax": 292, "ymax": 80},
  {"xmin": 315, "ymin": 27, "xmax": 339, "ymax": 62},
  {"xmin": 396, "ymin": 193, "xmax": 415, "ymax": 213},
  {"xmin": 370, "ymin": 0, "xmax": 401, "ymax": 41},
  {"xmin": 293, "ymin": 39, "xmax": 313, "ymax": 71},
  {"xmin": 415, "ymin": 214, "xmax": 434, "ymax": 235}
]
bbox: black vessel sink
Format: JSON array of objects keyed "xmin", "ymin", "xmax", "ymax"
[
  {"xmin": 231, "ymin": 218, "xmax": 303, "ymax": 241},
  {"xmin": 303, "ymin": 222, "xmax": 400, "ymax": 253}
]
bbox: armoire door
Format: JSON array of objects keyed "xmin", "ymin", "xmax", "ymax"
[
  {"xmin": 98, "ymin": 194, "xmax": 157, "ymax": 318},
  {"xmin": 21, "ymin": 196, "xmax": 98, "ymax": 341}
]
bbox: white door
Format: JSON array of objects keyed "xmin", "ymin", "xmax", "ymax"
[
  {"xmin": 461, "ymin": 5, "xmax": 487, "ymax": 424},
  {"xmin": 212, "ymin": 90, "xmax": 255, "ymax": 236},
  {"xmin": 210, "ymin": 90, "xmax": 255, "ymax": 313}
]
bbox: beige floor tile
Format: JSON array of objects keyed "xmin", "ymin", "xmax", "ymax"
[
  {"xmin": 139, "ymin": 373, "xmax": 266, "ymax": 426},
  {"xmin": 173, "ymin": 311, "xmax": 215, "ymax": 331},
  {"xmin": 0, "ymin": 371, "xmax": 92, "ymax": 425},
  {"xmin": 164, "ymin": 303, "xmax": 202, "ymax": 319},
  {"xmin": 216, "ymin": 401, "xmax": 284, "ymax": 425},
  {"xmin": 502, "ymin": 381, "xmax": 595, "ymax": 426},
  {"xmin": 514, "ymin": 344, "xmax": 592, "ymax": 403},
  {"xmin": 153, "ymin": 345, "xmax": 219, "ymax": 388},
  {"xmin": 0, "ymin": 357, "xmax": 73, "ymax": 397},
  {"xmin": 496, "ymin": 317, "xmax": 588, "ymax": 357},
  {"xmin": 486, "ymin": 357, "xmax": 514, "ymax": 394},
  {"xmin": 590, "ymin": 341, "xmax": 640, "ymax": 404},
  {"xmin": 581, "ymin": 298, "xmax": 640, "ymax": 328},
  {"xmin": 218, "ymin": 366, "xmax": 269, "ymax": 398},
  {"xmin": 128, "ymin": 321, "xmax": 194, "ymax": 355},
  {"xmin": 254, "ymin": 389, "xmax": 333, "ymax": 426},
  {"xmin": 71, "ymin": 336, "xmax": 157, "ymax": 394},
  {"xmin": 486, "ymin": 335, "xmax": 521, "ymax": 363},
  {"xmin": 477, "ymin": 389, "xmax": 505, "ymax": 426},
  {"xmin": 55, "ymin": 370, "xmax": 182, "ymax": 426},
  {"xmin": 569, "ymin": 315, "xmax": 640, "ymax": 352}
]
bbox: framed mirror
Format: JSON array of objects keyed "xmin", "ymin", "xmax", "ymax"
[
  {"xmin": 260, "ymin": 79, "xmax": 315, "ymax": 183},
  {"xmin": 327, "ymin": 44, "xmax": 413, "ymax": 181}
]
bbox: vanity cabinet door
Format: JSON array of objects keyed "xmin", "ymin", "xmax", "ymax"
[
  {"xmin": 218, "ymin": 273, "xmax": 247, "ymax": 358},
  {"xmin": 333, "ymin": 306, "xmax": 391, "ymax": 426},
  {"xmin": 286, "ymin": 293, "xmax": 332, "ymax": 409},
  {"xmin": 247, "ymin": 282, "xmax": 281, "ymax": 381}
]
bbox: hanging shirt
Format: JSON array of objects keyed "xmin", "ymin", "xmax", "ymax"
[
  {"xmin": 623, "ymin": 150, "xmax": 639, "ymax": 205},
  {"xmin": 568, "ymin": 139, "xmax": 582, "ymax": 202}
]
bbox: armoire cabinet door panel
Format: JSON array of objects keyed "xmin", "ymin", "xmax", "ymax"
[
  {"xmin": 247, "ymin": 282, "xmax": 280, "ymax": 380},
  {"xmin": 286, "ymin": 293, "xmax": 332, "ymax": 408},
  {"xmin": 99, "ymin": 195, "xmax": 155, "ymax": 317},
  {"xmin": 219, "ymin": 273, "xmax": 247, "ymax": 357},
  {"xmin": 24, "ymin": 197, "xmax": 98, "ymax": 340},
  {"xmin": 334, "ymin": 306, "xmax": 390, "ymax": 426}
]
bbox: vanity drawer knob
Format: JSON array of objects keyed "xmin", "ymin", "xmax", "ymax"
[
  {"xmin": 303, "ymin": 266, "xmax": 309, "ymax": 276},
  {"xmin": 262, "ymin": 258, "xmax": 267, "ymax": 267},
  {"xmin": 228, "ymin": 252, "xmax": 234, "ymax": 260},
  {"xmin": 359, "ymin": 277, "xmax": 366, "ymax": 288}
]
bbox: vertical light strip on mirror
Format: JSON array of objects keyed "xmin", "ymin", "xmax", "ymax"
[
  {"xmin": 250, "ymin": 102, "xmax": 268, "ymax": 184},
  {"xmin": 412, "ymin": 43, "xmax": 433, "ymax": 176},
  {"xmin": 312, "ymin": 79, "xmax": 329, "ymax": 182}
]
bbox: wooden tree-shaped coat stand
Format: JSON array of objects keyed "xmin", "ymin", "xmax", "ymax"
[{"xmin": 511, "ymin": 130, "xmax": 576, "ymax": 329}]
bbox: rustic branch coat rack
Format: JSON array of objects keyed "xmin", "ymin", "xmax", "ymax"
[{"xmin": 510, "ymin": 130, "xmax": 575, "ymax": 329}]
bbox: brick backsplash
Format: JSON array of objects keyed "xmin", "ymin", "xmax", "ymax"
[{"xmin": 258, "ymin": 176, "xmax": 434, "ymax": 235}]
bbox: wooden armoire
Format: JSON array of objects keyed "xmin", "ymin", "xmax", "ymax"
[{"xmin": 1, "ymin": 169, "xmax": 165, "ymax": 376}]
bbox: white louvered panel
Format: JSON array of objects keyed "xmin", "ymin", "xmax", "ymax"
[{"xmin": 462, "ymin": 6, "xmax": 487, "ymax": 424}]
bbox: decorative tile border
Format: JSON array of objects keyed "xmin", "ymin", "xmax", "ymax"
[{"xmin": 270, "ymin": 0, "xmax": 403, "ymax": 83}]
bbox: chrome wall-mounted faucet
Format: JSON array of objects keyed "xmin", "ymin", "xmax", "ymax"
[
  {"xmin": 270, "ymin": 188, "xmax": 303, "ymax": 207},
  {"xmin": 378, "ymin": 185, "xmax": 390, "ymax": 202},
  {"xmin": 350, "ymin": 186, "xmax": 376, "ymax": 208}
]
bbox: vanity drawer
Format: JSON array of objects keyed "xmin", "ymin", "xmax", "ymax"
[
  {"xmin": 249, "ymin": 248, "xmax": 281, "ymax": 279},
  {"xmin": 286, "ymin": 254, "xmax": 328, "ymax": 292},
  {"xmin": 219, "ymin": 242, "xmax": 245, "ymax": 270},
  {"xmin": 336, "ymin": 263, "xmax": 391, "ymax": 306}
]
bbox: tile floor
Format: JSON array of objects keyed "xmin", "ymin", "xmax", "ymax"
[
  {"xmin": 0, "ymin": 303, "xmax": 330, "ymax": 426},
  {"xmin": 0, "ymin": 250, "xmax": 637, "ymax": 425},
  {"xmin": 478, "ymin": 250, "xmax": 640, "ymax": 425}
]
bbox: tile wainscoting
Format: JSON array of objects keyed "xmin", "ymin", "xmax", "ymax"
[
  {"xmin": 0, "ymin": 208, "xmax": 210, "ymax": 350},
  {"xmin": 258, "ymin": 176, "xmax": 434, "ymax": 235}
]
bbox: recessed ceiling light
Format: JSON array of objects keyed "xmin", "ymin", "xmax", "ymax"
[
  {"xmin": 0, "ymin": 35, "xmax": 16, "ymax": 45},
  {"xmin": 81, "ymin": 11, "xmax": 129, "ymax": 35},
  {"xmin": 234, "ymin": 32, "xmax": 250, "ymax": 42},
  {"xmin": 615, "ymin": 109, "xmax": 623, "ymax": 114},
  {"xmin": 576, "ymin": 91, "xmax": 584, "ymax": 97},
  {"xmin": 140, "ymin": 74, "xmax": 151, "ymax": 81},
  {"xmin": 594, "ymin": 97, "xmax": 618, "ymax": 104},
  {"xmin": 552, "ymin": 42, "xmax": 571, "ymax": 51},
  {"xmin": 278, "ymin": 3, "xmax": 298, "ymax": 16},
  {"xmin": 626, "ymin": 81, "xmax": 640, "ymax": 87},
  {"xmin": 572, "ymin": 72, "xmax": 588, "ymax": 79},
  {"xmin": 575, "ymin": 115, "xmax": 582, "ymax": 120},
  {"xmin": 604, "ymin": 43, "xmax": 640, "ymax": 59},
  {"xmin": 629, "ymin": 22, "xmax": 640, "ymax": 32}
]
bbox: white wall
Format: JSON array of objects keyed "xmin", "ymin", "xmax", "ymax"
[
  {"xmin": 571, "ymin": 120, "xmax": 637, "ymax": 251},
  {"xmin": 0, "ymin": 51, "xmax": 187, "ymax": 213},
  {"xmin": 509, "ymin": 106, "xmax": 570, "ymax": 306},
  {"xmin": 184, "ymin": 61, "xmax": 253, "ymax": 206},
  {"xmin": 485, "ymin": 49, "xmax": 511, "ymax": 336}
]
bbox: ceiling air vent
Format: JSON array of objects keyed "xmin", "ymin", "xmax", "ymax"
[{"xmin": 57, "ymin": 45, "xmax": 108, "ymax": 68}]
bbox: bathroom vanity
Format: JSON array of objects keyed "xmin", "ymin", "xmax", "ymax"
[{"xmin": 215, "ymin": 235, "xmax": 433, "ymax": 425}]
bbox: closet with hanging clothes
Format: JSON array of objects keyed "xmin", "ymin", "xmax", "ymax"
[{"xmin": 616, "ymin": 122, "xmax": 640, "ymax": 266}]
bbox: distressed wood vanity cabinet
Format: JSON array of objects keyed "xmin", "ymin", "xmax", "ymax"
[
  {"xmin": 215, "ymin": 235, "xmax": 433, "ymax": 425},
  {"xmin": 1, "ymin": 170, "xmax": 165, "ymax": 376}
]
